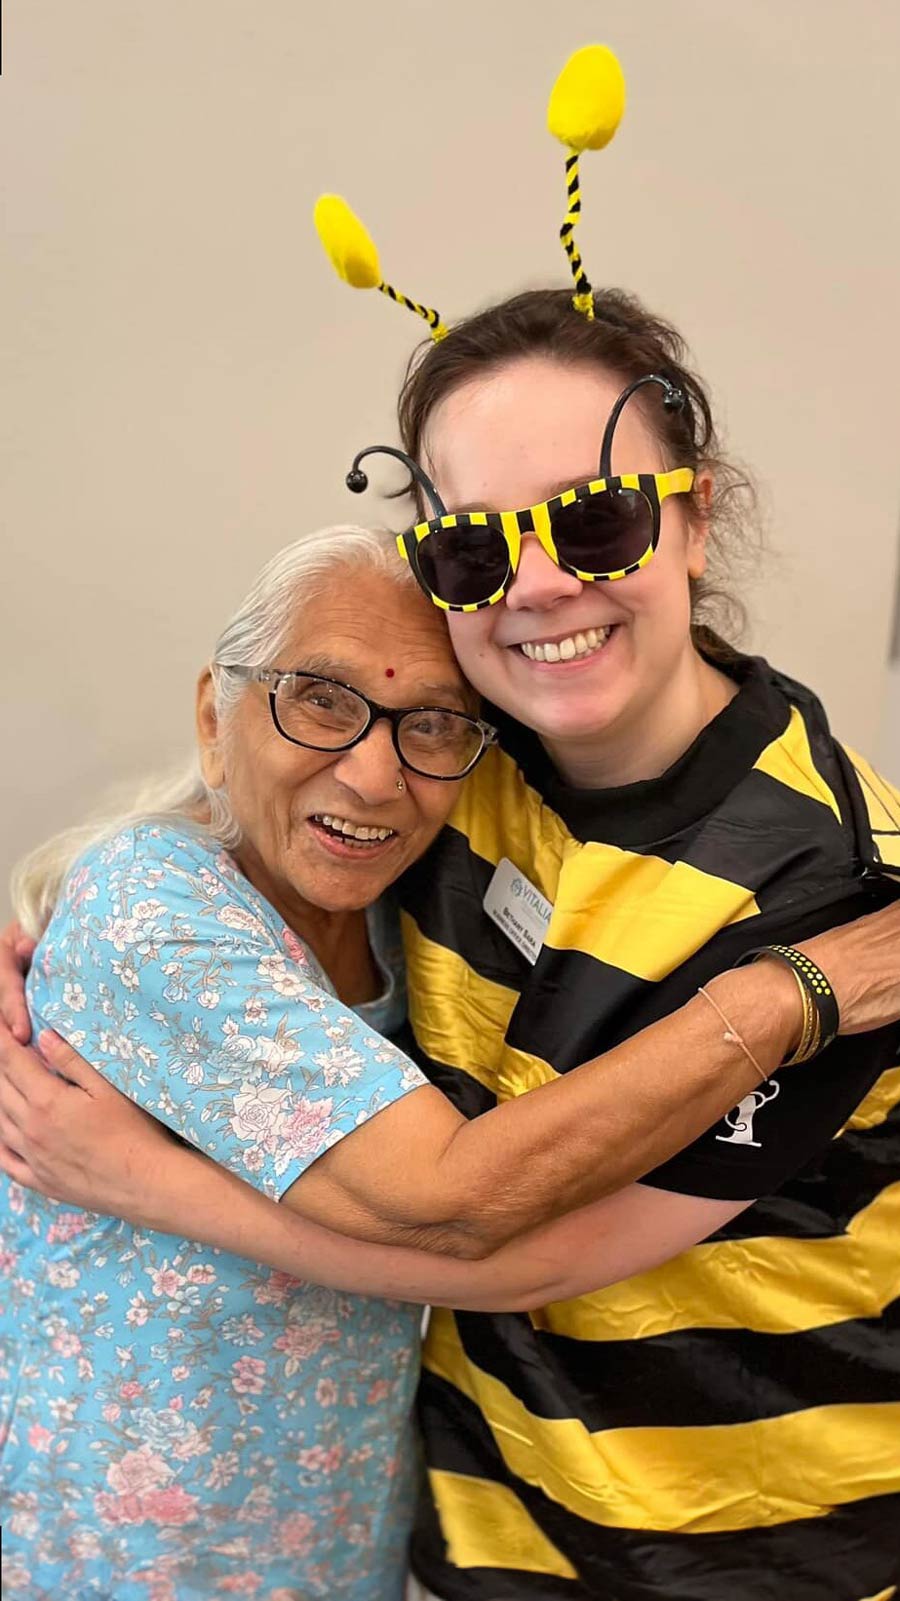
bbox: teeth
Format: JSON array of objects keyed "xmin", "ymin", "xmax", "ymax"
[
  {"xmin": 520, "ymin": 627, "xmax": 610, "ymax": 663},
  {"xmin": 313, "ymin": 815, "xmax": 394, "ymax": 842}
]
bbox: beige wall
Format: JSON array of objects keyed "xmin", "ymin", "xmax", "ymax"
[{"xmin": 2, "ymin": 0, "xmax": 900, "ymax": 914}]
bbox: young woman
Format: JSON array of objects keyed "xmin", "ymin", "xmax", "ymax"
[
  {"xmin": 3, "ymin": 289, "xmax": 900, "ymax": 1601},
  {"xmin": 381, "ymin": 286, "xmax": 900, "ymax": 1601}
]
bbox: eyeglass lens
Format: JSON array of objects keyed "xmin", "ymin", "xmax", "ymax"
[{"xmin": 273, "ymin": 676, "xmax": 484, "ymax": 777}]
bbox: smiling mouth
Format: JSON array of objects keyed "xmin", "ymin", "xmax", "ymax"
[
  {"xmin": 310, "ymin": 813, "xmax": 398, "ymax": 850},
  {"xmin": 517, "ymin": 626, "xmax": 614, "ymax": 663}
]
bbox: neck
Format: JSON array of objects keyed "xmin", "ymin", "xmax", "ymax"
[
  {"xmin": 231, "ymin": 839, "xmax": 377, "ymax": 1004},
  {"xmin": 543, "ymin": 645, "xmax": 738, "ymax": 790}
]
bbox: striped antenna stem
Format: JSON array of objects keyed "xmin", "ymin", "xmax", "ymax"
[
  {"xmin": 560, "ymin": 152, "xmax": 594, "ymax": 319},
  {"xmin": 379, "ymin": 280, "xmax": 448, "ymax": 342}
]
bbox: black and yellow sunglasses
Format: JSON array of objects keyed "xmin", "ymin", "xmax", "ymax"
[{"xmin": 346, "ymin": 374, "xmax": 695, "ymax": 613}]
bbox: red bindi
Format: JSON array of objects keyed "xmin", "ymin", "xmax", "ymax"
[{"xmin": 385, "ymin": 667, "xmax": 395, "ymax": 678}]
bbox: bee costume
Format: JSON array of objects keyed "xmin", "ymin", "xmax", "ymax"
[{"xmin": 316, "ymin": 48, "xmax": 900, "ymax": 1601}]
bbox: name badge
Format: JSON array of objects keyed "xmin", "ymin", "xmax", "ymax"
[{"xmin": 483, "ymin": 857, "xmax": 553, "ymax": 966}]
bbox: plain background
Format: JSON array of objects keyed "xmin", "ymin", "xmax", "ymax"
[{"xmin": 2, "ymin": 0, "xmax": 900, "ymax": 914}]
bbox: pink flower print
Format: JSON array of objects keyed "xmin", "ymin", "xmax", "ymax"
[
  {"xmin": 282, "ymin": 928, "xmax": 311, "ymax": 969},
  {"xmin": 366, "ymin": 1378, "xmax": 391, "ymax": 1405},
  {"xmin": 150, "ymin": 1264, "xmax": 184, "ymax": 1298},
  {"xmin": 206, "ymin": 1450, "xmax": 239, "ymax": 1490},
  {"xmin": 185, "ymin": 1263, "xmax": 216, "ymax": 1284},
  {"xmin": 0, "ymin": 1247, "xmax": 17, "ymax": 1273},
  {"xmin": 51, "ymin": 1329, "xmax": 82, "ymax": 1357},
  {"xmin": 171, "ymin": 1365, "xmax": 190, "ymax": 1381},
  {"xmin": 95, "ymin": 1490, "xmax": 146, "ymax": 1526},
  {"xmin": 219, "ymin": 1576, "xmax": 262, "ymax": 1595},
  {"xmin": 243, "ymin": 995, "xmax": 268, "ymax": 1026},
  {"xmin": 27, "ymin": 1424, "xmax": 53, "ymax": 1453},
  {"xmin": 243, "ymin": 1148, "xmax": 264, "ymax": 1173},
  {"xmin": 296, "ymin": 1443, "xmax": 344, "ymax": 1474},
  {"xmin": 253, "ymin": 1269, "xmax": 301, "ymax": 1306},
  {"xmin": 107, "ymin": 1444, "xmax": 172, "ymax": 1497},
  {"xmin": 120, "ymin": 1380, "xmax": 144, "ymax": 1400},
  {"xmin": 169, "ymin": 1395, "xmax": 183, "ymax": 1411},
  {"xmin": 126, "ymin": 1291, "xmax": 152, "ymax": 1327},
  {"xmin": 315, "ymin": 1378, "xmax": 339, "ymax": 1407},
  {"xmin": 277, "ymin": 1509, "xmax": 316, "ymax": 1558},
  {"xmin": 280, "ymin": 1096, "xmax": 334, "ymax": 1162},
  {"xmin": 231, "ymin": 1356, "xmax": 267, "ymax": 1394},
  {"xmin": 273, "ymin": 1319, "xmax": 338, "ymax": 1375},
  {"xmin": 102, "ymin": 1403, "xmax": 122, "ymax": 1423},
  {"xmin": 141, "ymin": 1485, "xmax": 200, "ymax": 1526},
  {"xmin": 69, "ymin": 1529, "xmax": 103, "ymax": 1560},
  {"xmin": 46, "ymin": 1210, "xmax": 89, "ymax": 1244}
]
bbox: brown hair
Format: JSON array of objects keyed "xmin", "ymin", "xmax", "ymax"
[{"xmin": 397, "ymin": 287, "xmax": 760, "ymax": 655}]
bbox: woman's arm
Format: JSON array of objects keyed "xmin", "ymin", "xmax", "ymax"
[
  {"xmin": 0, "ymin": 1025, "xmax": 748, "ymax": 1308},
  {"xmin": 4, "ymin": 898, "xmax": 900, "ymax": 1272}
]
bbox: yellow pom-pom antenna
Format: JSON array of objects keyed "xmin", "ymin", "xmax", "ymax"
[
  {"xmin": 314, "ymin": 194, "xmax": 448, "ymax": 342},
  {"xmin": 546, "ymin": 45, "xmax": 626, "ymax": 319}
]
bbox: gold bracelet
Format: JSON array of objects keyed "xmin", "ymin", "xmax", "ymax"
[
  {"xmin": 697, "ymin": 986, "xmax": 770, "ymax": 1085},
  {"xmin": 782, "ymin": 967, "xmax": 821, "ymax": 1066}
]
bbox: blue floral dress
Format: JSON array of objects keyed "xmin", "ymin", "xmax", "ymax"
[{"xmin": 0, "ymin": 821, "xmax": 427, "ymax": 1600}]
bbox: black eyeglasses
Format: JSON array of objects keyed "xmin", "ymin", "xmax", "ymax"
[{"xmin": 222, "ymin": 666, "xmax": 497, "ymax": 781}]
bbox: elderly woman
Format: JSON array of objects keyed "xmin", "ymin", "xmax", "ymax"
[{"xmin": 3, "ymin": 522, "xmax": 900, "ymax": 1601}]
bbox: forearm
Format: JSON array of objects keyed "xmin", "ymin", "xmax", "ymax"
[
  {"xmin": 130, "ymin": 1138, "xmax": 541, "ymax": 1307},
  {"xmin": 422, "ymin": 961, "xmax": 799, "ymax": 1252}
]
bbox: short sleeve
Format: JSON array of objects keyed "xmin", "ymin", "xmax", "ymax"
[
  {"xmin": 28, "ymin": 823, "xmax": 427, "ymax": 1201},
  {"xmin": 643, "ymin": 894, "xmax": 900, "ymax": 1201}
]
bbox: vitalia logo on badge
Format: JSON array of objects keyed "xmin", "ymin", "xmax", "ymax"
[{"xmin": 483, "ymin": 857, "xmax": 552, "ymax": 965}]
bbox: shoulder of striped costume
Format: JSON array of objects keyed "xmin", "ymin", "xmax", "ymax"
[{"xmin": 840, "ymin": 744, "xmax": 900, "ymax": 877}]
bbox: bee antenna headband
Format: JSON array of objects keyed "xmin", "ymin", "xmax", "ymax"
[{"xmin": 313, "ymin": 43, "xmax": 626, "ymax": 335}]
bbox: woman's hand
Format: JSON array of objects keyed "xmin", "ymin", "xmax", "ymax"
[
  {"xmin": 0, "ymin": 921, "xmax": 35, "ymax": 1044},
  {"xmin": 800, "ymin": 895, "xmax": 900, "ymax": 1035},
  {"xmin": 0, "ymin": 1023, "xmax": 179, "ymax": 1218}
]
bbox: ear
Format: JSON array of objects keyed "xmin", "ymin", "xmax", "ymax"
[
  {"xmin": 196, "ymin": 668, "xmax": 225, "ymax": 790},
  {"xmin": 685, "ymin": 469, "xmax": 713, "ymax": 581}
]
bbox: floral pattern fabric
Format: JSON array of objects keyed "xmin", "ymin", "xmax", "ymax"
[{"xmin": 0, "ymin": 822, "xmax": 426, "ymax": 1599}]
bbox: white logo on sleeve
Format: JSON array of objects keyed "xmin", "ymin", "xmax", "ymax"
[{"xmin": 715, "ymin": 1080, "xmax": 780, "ymax": 1148}]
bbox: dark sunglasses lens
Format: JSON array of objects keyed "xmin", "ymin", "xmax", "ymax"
[
  {"xmin": 398, "ymin": 710, "xmax": 485, "ymax": 778},
  {"xmin": 415, "ymin": 524, "xmax": 510, "ymax": 607},
  {"xmin": 551, "ymin": 489, "xmax": 654, "ymax": 577}
]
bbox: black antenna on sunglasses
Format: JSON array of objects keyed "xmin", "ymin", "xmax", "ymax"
[
  {"xmin": 599, "ymin": 373, "xmax": 686, "ymax": 479},
  {"xmin": 345, "ymin": 445, "xmax": 448, "ymax": 520}
]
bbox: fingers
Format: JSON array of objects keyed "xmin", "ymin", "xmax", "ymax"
[
  {"xmin": 0, "ymin": 1062, "xmax": 32, "ymax": 1138},
  {"xmin": 37, "ymin": 1031, "xmax": 105, "ymax": 1094},
  {"xmin": 0, "ymin": 931, "xmax": 34, "ymax": 1044},
  {"xmin": 0, "ymin": 1019, "xmax": 58, "ymax": 1107},
  {"xmin": 0, "ymin": 1140, "xmax": 41, "ymax": 1192}
]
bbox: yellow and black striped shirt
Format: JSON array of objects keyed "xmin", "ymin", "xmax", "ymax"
[{"xmin": 399, "ymin": 654, "xmax": 900, "ymax": 1601}]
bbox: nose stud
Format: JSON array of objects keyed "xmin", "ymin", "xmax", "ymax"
[{"xmin": 396, "ymin": 776, "xmax": 406, "ymax": 793}]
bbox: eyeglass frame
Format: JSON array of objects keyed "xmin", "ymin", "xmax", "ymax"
[
  {"xmin": 221, "ymin": 665, "xmax": 498, "ymax": 781},
  {"xmin": 344, "ymin": 371, "xmax": 696, "ymax": 612},
  {"xmin": 397, "ymin": 467, "xmax": 695, "ymax": 613}
]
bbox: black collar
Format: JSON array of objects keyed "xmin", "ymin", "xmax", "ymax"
[{"xmin": 491, "ymin": 654, "xmax": 792, "ymax": 850}]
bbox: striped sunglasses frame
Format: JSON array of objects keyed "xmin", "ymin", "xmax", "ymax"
[{"xmin": 395, "ymin": 468, "xmax": 694, "ymax": 613}]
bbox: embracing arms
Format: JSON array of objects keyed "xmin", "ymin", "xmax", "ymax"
[{"xmin": 2, "ymin": 897, "xmax": 900, "ymax": 1294}]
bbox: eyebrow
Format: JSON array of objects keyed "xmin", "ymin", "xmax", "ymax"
[
  {"xmin": 451, "ymin": 472, "xmax": 601, "ymax": 516},
  {"xmin": 284, "ymin": 656, "xmax": 470, "ymax": 709}
]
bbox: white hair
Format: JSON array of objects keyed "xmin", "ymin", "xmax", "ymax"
[{"xmin": 12, "ymin": 524, "xmax": 417, "ymax": 938}]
